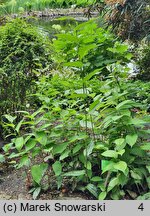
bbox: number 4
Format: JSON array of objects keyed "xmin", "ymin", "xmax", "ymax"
[{"xmin": 138, "ymin": 203, "xmax": 144, "ymax": 211}]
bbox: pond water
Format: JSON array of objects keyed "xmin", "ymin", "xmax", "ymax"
[{"xmin": 30, "ymin": 16, "xmax": 87, "ymax": 38}]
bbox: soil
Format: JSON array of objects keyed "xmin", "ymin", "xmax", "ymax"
[
  {"xmin": 0, "ymin": 165, "xmax": 31, "ymax": 200},
  {"xmin": 0, "ymin": 165, "xmax": 88, "ymax": 200}
]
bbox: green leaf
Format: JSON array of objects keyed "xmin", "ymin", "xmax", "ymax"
[
  {"xmin": 111, "ymin": 115, "xmax": 123, "ymax": 121},
  {"xmin": 141, "ymin": 142, "xmax": 150, "ymax": 151},
  {"xmin": 126, "ymin": 53, "xmax": 133, "ymax": 60},
  {"xmin": 146, "ymin": 177, "xmax": 150, "ymax": 189},
  {"xmin": 32, "ymin": 187, "xmax": 41, "ymax": 200},
  {"xmin": 15, "ymin": 119, "xmax": 23, "ymax": 133},
  {"xmin": 73, "ymin": 143, "xmax": 82, "ymax": 154},
  {"xmin": 126, "ymin": 134, "xmax": 138, "ymax": 147},
  {"xmin": 114, "ymin": 138, "xmax": 126, "ymax": 150},
  {"xmin": 78, "ymin": 44, "xmax": 97, "ymax": 59},
  {"xmin": 101, "ymin": 160, "xmax": 111, "ymax": 171},
  {"xmin": 84, "ymin": 68, "xmax": 103, "ymax": 81},
  {"xmin": 25, "ymin": 139, "xmax": 36, "ymax": 152},
  {"xmin": 3, "ymin": 114, "xmax": 16, "ymax": 123},
  {"xmin": 3, "ymin": 143, "xmax": 13, "ymax": 153},
  {"xmin": 69, "ymin": 134, "xmax": 88, "ymax": 143},
  {"xmin": 86, "ymin": 161, "xmax": 92, "ymax": 170},
  {"xmin": 108, "ymin": 177, "xmax": 119, "ymax": 192},
  {"xmin": 31, "ymin": 163, "xmax": 48, "ymax": 185},
  {"xmin": 101, "ymin": 150, "xmax": 118, "ymax": 159},
  {"xmin": 52, "ymin": 161, "xmax": 62, "ymax": 176},
  {"xmin": 86, "ymin": 183, "xmax": 98, "ymax": 198},
  {"xmin": 31, "ymin": 108, "xmax": 44, "ymax": 118},
  {"xmin": 118, "ymin": 173, "xmax": 128, "ymax": 186},
  {"xmin": 130, "ymin": 170, "xmax": 142, "ymax": 180},
  {"xmin": 56, "ymin": 176, "xmax": 62, "ymax": 189},
  {"xmin": 113, "ymin": 161, "xmax": 127, "ymax": 174},
  {"xmin": 118, "ymin": 149, "xmax": 125, "ymax": 156},
  {"xmin": 18, "ymin": 155, "xmax": 30, "ymax": 168},
  {"xmin": 108, "ymin": 43, "xmax": 128, "ymax": 54},
  {"xmin": 130, "ymin": 147, "xmax": 146, "ymax": 157},
  {"xmin": 63, "ymin": 170, "xmax": 85, "ymax": 177},
  {"xmin": 116, "ymin": 100, "xmax": 134, "ymax": 110},
  {"xmin": 129, "ymin": 119, "xmax": 146, "ymax": 126},
  {"xmin": 79, "ymin": 153, "xmax": 86, "ymax": 165},
  {"xmin": 53, "ymin": 142, "xmax": 68, "ymax": 155},
  {"xmin": 86, "ymin": 140, "xmax": 94, "ymax": 156},
  {"xmin": 64, "ymin": 61, "xmax": 83, "ymax": 68},
  {"xmin": 15, "ymin": 137, "xmax": 24, "ymax": 151},
  {"xmin": 146, "ymin": 166, "xmax": 150, "ymax": 173},
  {"xmin": 114, "ymin": 138, "xmax": 125, "ymax": 145},
  {"xmin": 36, "ymin": 131, "xmax": 47, "ymax": 146},
  {"xmin": 91, "ymin": 176, "xmax": 102, "ymax": 182},
  {"xmin": 39, "ymin": 123, "xmax": 52, "ymax": 130},
  {"xmin": 98, "ymin": 191, "xmax": 107, "ymax": 200},
  {"xmin": 60, "ymin": 150, "xmax": 70, "ymax": 160},
  {"xmin": 0, "ymin": 154, "xmax": 5, "ymax": 163},
  {"xmin": 102, "ymin": 161, "xmax": 115, "ymax": 174},
  {"xmin": 137, "ymin": 192, "xmax": 150, "ymax": 200}
]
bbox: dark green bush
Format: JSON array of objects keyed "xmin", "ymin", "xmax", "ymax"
[{"xmin": 0, "ymin": 18, "xmax": 52, "ymax": 122}]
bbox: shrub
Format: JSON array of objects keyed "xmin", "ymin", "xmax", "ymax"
[
  {"xmin": 2, "ymin": 68, "xmax": 150, "ymax": 200},
  {"xmin": 0, "ymin": 18, "xmax": 52, "ymax": 128}
]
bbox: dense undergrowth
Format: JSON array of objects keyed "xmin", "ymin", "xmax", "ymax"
[{"xmin": 0, "ymin": 14, "xmax": 150, "ymax": 200}]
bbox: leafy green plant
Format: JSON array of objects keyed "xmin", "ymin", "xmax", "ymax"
[
  {"xmin": 122, "ymin": 80, "xmax": 150, "ymax": 111},
  {"xmin": 87, "ymin": 69, "xmax": 150, "ymax": 199},
  {"xmin": 52, "ymin": 19, "xmax": 131, "ymax": 78},
  {"xmin": 1, "ymin": 18, "xmax": 150, "ymax": 200},
  {"xmin": 3, "ymin": 66, "xmax": 150, "ymax": 199}
]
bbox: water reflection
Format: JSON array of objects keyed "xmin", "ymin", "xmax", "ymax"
[{"xmin": 30, "ymin": 16, "xmax": 86, "ymax": 38}]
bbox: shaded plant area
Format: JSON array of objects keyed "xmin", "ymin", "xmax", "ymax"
[
  {"xmin": 0, "ymin": 17, "xmax": 150, "ymax": 200},
  {"xmin": 137, "ymin": 45, "xmax": 150, "ymax": 81},
  {"xmin": 100, "ymin": 0, "xmax": 150, "ymax": 42}
]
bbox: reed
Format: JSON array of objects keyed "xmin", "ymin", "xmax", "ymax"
[{"xmin": 0, "ymin": 0, "xmax": 94, "ymax": 15}]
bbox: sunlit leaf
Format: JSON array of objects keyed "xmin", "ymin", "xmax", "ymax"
[
  {"xmin": 126, "ymin": 134, "xmax": 138, "ymax": 147},
  {"xmin": 31, "ymin": 163, "xmax": 48, "ymax": 185},
  {"xmin": 52, "ymin": 161, "xmax": 62, "ymax": 176}
]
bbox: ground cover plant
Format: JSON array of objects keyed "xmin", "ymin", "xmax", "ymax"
[{"xmin": 1, "ymin": 17, "xmax": 150, "ymax": 200}]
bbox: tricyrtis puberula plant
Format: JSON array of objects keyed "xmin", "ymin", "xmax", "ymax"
[
  {"xmin": 2, "ymin": 20, "xmax": 150, "ymax": 200},
  {"xmin": 3, "ymin": 65, "xmax": 150, "ymax": 200}
]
